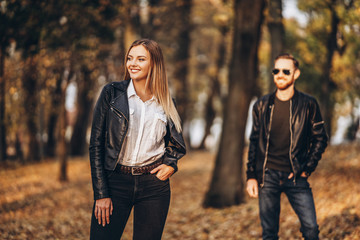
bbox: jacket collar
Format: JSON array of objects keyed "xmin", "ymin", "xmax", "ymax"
[
  {"xmin": 111, "ymin": 79, "xmax": 131, "ymax": 92},
  {"xmin": 110, "ymin": 80, "xmax": 131, "ymax": 120}
]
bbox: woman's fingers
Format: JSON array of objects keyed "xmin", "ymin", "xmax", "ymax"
[
  {"xmin": 150, "ymin": 165, "xmax": 160, "ymax": 174},
  {"xmin": 95, "ymin": 198, "xmax": 113, "ymax": 226},
  {"xmin": 105, "ymin": 206, "xmax": 110, "ymax": 225},
  {"xmin": 97, "ymin": 207, "xmax": 102, "ymax": 225},
  {"xmin": 154, "ymin": 164, "xmax": 174, "ymax": 180},
  {"xmin": 102, "ymin": 208, "xmax": 106, "ymax": 226}
]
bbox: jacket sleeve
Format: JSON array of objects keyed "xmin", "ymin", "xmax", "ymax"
[
  {"xmin": 247, "ymin": 102, "xmax": 260, "ymax": 180},
  {"xmin": 304, "ymin": 99, "xmax": 328, "ymax": 175},
  {"xmin": 163, "ymin": 120, "xmax": 186, "ymax": 173},
  {"xmin": 89, "ymin": 85, "xmax": 111, "ymax": 200}
]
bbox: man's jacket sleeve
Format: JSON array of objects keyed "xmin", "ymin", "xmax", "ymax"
[
  {"xmin": 304, "ymin": 99, "xmax": 328, "ymax": 175},
  {"xmin": 247, "ymin": 102, "xmax": 260, "ymax": 180}
]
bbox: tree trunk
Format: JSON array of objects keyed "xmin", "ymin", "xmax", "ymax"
[
  {"xmin": 267, "ymin": 0, "xmax": 285, "ymax": 92},
  {"xmin": 0, "ymin": 47, "xmax": 6, "ymax": 161},
  {"xmin": 70, "ymin": 66, "xmax": 94, "ymax": 156},
  {"xmin": 198, "ymin": 26, "xmax": 227, "ymax": 150},
  {"xmin": 141, "ymin": 0, "xmax": 161, "ymax": 38},
  {"xmin": 22, "ymin": 56, "xmax": 40, "ymax": 161},
  {"xmin": 123, "ymin": 0, "xmax": 142, "ymax": 47},
  {"xmin": 57, "ymin": 65, "xmax": 72, "ymax": 182},
  {"xmin": 58, "ymin": 90, "xmax": 68, "ymax": 182},
  {"xmin": 319, "ymin": 2, "xmax": 339, "ymax": 139},
  {"xmin": 46, "ymin": 113, "xmax": 58, "ymax": 157},
  {"xmin": 45, "ymin": 72, "xmax": 64, "ymax": 157},
  {"xmin": 171, "ymin": 0, "xmax": 192, "ymax": 146},
  {"xmin": 204, "ymin": 0, "xmax": 265, "ymax": 208}
]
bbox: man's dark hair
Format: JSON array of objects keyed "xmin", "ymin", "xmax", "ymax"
[{"xmin": 275, "ymin": 53, "xmax": 299, "ymax": 69}]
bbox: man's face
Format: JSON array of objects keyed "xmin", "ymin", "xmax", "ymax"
[{"xmin": 273, "ymin": 58, "xmax": 299, "ymax": 90}]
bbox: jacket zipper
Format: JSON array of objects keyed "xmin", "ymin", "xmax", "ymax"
[
  {"xmin": 110, "ymin": 106, "xmax": 129, "ymax": 171},
  {"xmin": 289, "ymin": 100, "xmax": 296, "ymax": 185},
  {"xmin": 313, "ymin": 121, "xmax": 324, "ymax": 127},
  {"xmin": 261, "ymin": 105, "xmax": 274, "ymax": 187}
]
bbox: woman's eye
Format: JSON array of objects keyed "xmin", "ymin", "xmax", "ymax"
[{"xmin": 139, "ymin": 58, "xmax": 145, "ymax": 61}]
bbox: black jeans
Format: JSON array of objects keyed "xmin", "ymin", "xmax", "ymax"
[
  {"xmin": 259, "ymin": 169, "xmax": 319, "ymax": 240},
  {"xmin": 90, "ymin": 172, "xmax": 171, "ymax": 240}
]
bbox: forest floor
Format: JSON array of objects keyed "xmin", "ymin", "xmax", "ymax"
[{"xmin": 0, "ymin": 143, "xmax": 359, "ymax": 240}]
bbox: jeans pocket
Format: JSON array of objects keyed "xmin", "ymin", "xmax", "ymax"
[{"xmin": 152, "ymin": 174, "xmax": 169, "ymax": 183}]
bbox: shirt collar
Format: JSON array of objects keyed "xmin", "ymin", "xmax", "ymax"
[{"xmin": 127, "ymin": 79, "xmax": 137, "ymax": 98}]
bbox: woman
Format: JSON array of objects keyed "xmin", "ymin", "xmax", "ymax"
[{"xmin": 89, "ymin": 39, "xmax": 186, "ymax": 240}]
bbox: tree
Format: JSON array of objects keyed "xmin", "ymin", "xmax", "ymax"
[
  {"xmin": 0, "ymin": 0, "xmax": 26, "ymax": 161},
  {"xmin": 15, "ymin": 0, "xmax": 61, "ymax": 161},
  {"xmin": 204, "ymin": 0, "xmax": 265, "ymax": 208},
  {"xmin": 198, "ymin": 14, "xmax": 230, "ymax": 150},
  {"xmin": 267, "ymin": 0, "xmax": 285, "ymax": 91},
  {"xmin": 0, "ymin": 45, "xmax": 6, "ymax": 161},
  {"xmin": 122, "ymin": 0, "xmax": 142, "ymax": 47},
  {"xmin": 171, "ymin": 0, "xmax": 193, "ymax": 133},
  {"xmin": 0, "ymin": 0, "xmax": 119, "ymax": 168},
  {"xmin": 69, "ymin": 65, "xmax": 95, "ymax": 156},
  {"xmin": 296, "ymin": 0, "xmax": 357, "ymax": 138}
]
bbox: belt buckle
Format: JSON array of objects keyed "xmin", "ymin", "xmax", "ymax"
[{"xmin": 131, "ymin": 167, "xmax": 143, "ymax": 175}]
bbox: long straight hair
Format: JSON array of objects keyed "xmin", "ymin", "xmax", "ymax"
[{"xmin": 123, "ymin": 39, "xmax": 182, "ymax": 132}]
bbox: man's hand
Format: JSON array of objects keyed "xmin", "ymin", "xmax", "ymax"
[
  {"xmin": 246, "ymin": 179, "xmax": 259, "ymax": 198},
  {"xmin": 95, "ymin": 197, "xmax": 113, "ymax": 227},
  {"xmin": 150, "ymin": 164, "xmax": 174, "ymax": 180},
  {"xmin": 288, "ymin": 172, "xmax": 308, "ymax": 179}
]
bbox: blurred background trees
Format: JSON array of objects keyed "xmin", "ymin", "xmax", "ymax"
[{"xmin": 0, "ymin": 0, "xmax": 359, "ymax": 204}]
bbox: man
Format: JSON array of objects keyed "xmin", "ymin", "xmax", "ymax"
[{"xmin": 246, "ymin": 53, "xmax": 328, "ymax": 240}]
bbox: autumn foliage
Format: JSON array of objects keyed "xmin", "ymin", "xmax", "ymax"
[{"xmin": 1, "ymin": 143, "xmax": 359, "ymax": 239}]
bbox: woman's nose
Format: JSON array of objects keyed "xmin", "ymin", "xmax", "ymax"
[{"xmin": 128, "ymin": 59, "xmax": 135, "ymax": 65}]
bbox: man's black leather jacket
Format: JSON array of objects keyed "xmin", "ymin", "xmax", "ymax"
[
  {"xmin": 246, "ymin": 89, "xmax": 328, "ymax": 186},
  {"xmin": 89, "ymin": 80, "xmax": 186, "ymax": 200}
]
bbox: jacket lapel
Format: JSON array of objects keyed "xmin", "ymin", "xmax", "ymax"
[{"xmin": 110, "ymin": 80, "xmax": 130, "ymax": 120}]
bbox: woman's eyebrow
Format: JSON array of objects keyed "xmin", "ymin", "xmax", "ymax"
[{"xmin": 128, "ymin": 54, "xmax": 147, "ymax": 58}]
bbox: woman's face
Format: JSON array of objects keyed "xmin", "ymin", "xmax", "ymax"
[{"xmin": 126, "ymin": 45, "xmax": 151, "ymax": 83}]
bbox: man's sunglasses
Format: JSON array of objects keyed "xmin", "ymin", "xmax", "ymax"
[{"xmin": 272, "ymin": 69, "xmax": 291, "ymax": 76}]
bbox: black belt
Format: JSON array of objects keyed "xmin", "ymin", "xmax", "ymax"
[{"xmin": 114, "ymin": 158, "xmax": 163, "ymax": 175}]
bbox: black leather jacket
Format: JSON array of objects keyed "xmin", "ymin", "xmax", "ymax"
[
  {"xmin": 89, "ymin": 80, "xmax": 186, "ymax": 200},
  {"xmin": 246, "ymin": 89, "xmax": 328, "ymax": 186}
]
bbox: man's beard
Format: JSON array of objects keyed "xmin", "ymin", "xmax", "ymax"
[{"xmin": 275, "ymin": 78, "xmax": 295, "ymax": 90}]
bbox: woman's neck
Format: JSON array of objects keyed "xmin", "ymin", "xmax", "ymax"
[{"xmin": 132, "ymin": 79, "xmax": 152, "ymax": 102}]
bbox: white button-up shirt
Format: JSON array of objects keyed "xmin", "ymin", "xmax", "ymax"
[{"xmin": 117, "ymin": 80, "xmax": 167, "ymax": 166}]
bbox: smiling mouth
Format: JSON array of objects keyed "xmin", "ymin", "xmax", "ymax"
[{"xmin": 130, "ymin": 69, "xmax": 140, "ymax": 73}]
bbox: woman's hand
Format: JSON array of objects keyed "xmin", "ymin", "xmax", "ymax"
[
  {"xmin": 150, "ymin": 164, "xmax": 174, "ymax": 180},
  {"xmin": 95, "ymin": 197, "xmax": 113, "ymax": 227}
]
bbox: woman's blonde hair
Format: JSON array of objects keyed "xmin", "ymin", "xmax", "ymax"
[{"xmin": 124, "ymin": 39, "xmax": 182, "ymax": 132}]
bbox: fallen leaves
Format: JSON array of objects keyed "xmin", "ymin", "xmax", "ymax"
[{"xmin": 0, "ymin": 144, "xmax": 359, "ymax": 239}]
